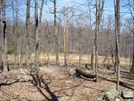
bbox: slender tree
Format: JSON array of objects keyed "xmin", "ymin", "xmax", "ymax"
[
  {"xmin": 34, "ymin": 0, "xmax": 41, "ymax": 88},
  {"xmin": 26, "ymin": 0, "xmax": 30, "ymax": 68},
  {"xmin": 63, "ymin": 8, "xmax": 68, "ymax": 69},
  {"xmin": 95, "ymin": 0, "xmax": 104, "ymax": 82},
  {"xmin": 50, "ymin": 0, "xmax": 59, "ymax": 66},
  {"xmin": 54, "ymin": 0, "xmax": 59, "ymax": 66},
  {"xmin": 114, "ymin": 0, "xmax": 120, "ymax": 91}
]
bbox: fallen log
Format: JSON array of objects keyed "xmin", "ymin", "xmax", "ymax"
[
  {"xmin": 75, "ymin": 67, "xmax": 134, "ymax": 90},
  {"xmin": 75, "ymin": 67, "xmax": 95, "ymax": 78}
]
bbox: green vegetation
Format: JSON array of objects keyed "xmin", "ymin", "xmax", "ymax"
[{"xmin": 7, "ymin": 47, "xmax": 15, "ymax": 55}]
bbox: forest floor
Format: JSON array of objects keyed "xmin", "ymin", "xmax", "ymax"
[{"xmin": 0, "ymin": 64, "xmax": 134, "ymax": 101}]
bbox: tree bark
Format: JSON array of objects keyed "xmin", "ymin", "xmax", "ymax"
[
  {"xmin": 34, "ymin": 0, "xmax": 41, "ymax": 88},
  {"xmin": 95, "ymin": 0, "xmax": 99, "ymax": 82},
  {"xmin": 0, "ymin": 7, "xmax": 2, "ymax": 70},
  {"xmin": 63, "ymin": 8, "xmax": 68, "ymax": 69},
  {"xmin": 94, "ymin": 0, "xmax": 104, "ymax": 82},
  {"xmin": 2, "ymin": 0, "xmax": 8, "ymax": 72},
  {"xmin": 54, "ymin": 0, "xmax": 59, "ymax": 66},
  {"xmin": 91, "ymin": 45, "xmax": 95, "ymax": 73},
  {"xmin": 114, "ymin": 0, "xmax": 120, "ymax": 91},
  {"xmin": 26, "ymin": 0, "xmax": 30, "ymax": 68}
]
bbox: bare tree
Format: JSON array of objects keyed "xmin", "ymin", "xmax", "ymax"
[
  {"xmin": 124, "ymin": 0, "xmax": 134, "ymax": 74},
  {"xmin": 54, "ymin": 0, "xmax": 59, "ymax": 66},
  {"xmin": 50, "ymin": 0, "xmax": 59, "ymax": 66},
  {"xmin": 34, "ymin": 0, "xmax": 41, "ymax": 88},
  {"xmin": 63, "ymin": 8, "xmax": 68, "ymax": 69},
  {"xmin": 94, "ymin": 0, "xmax": 104, "ymax": 82},
  {"xmin": 38, "ymin": 0, "xmax": 44, "ymax": 65},
  {"xmin": 25, "ymin": 0, "xmax": 30, "ymax": 68},
  {"xmin": 87, "ymin": 0, "xmax": 95, "ymax": 73},
  {"xmin": 2, "ymin": 0, "xmax": 8, "ymax": 72},
  {"xmin": 114, "ymin": 0, "xmax": 120, "ymax": 91}
]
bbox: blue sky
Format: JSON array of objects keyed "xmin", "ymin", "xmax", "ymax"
[
  {"xmin": 43, "ymin": 0, "xmax": 130, "ymax": 20},
  {"xmin": 43, "ymin": 0, "xmax": 114, "ymax": 20},
  {"xmin": 5, "ymin": 0, "xmax": 131, "ymax": 23}
]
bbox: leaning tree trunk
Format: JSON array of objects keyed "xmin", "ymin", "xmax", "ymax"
[{"xmin": 2, "ymin": 1, "xmax": 8, "ymax": 72}]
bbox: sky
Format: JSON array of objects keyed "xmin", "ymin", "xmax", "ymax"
[
  {"xmin": 5, "ymin": 0, "xmax": 131, "ymax": 23},
  {"xmin": 43, "ymin": 0, "xmax": 113, "ymax": 20},
  {"xmin": 42, "ymin": 0, "xmax": 130, "ymax": 21}
]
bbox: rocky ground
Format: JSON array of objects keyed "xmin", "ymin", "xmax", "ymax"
[{"xmin": 0, "ymin": 65, "xmax": 134, "ymax": 101}]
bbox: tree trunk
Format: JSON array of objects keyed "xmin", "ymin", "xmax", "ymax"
[
  {"xmin": 2, "ymin": 1, "xmax": 8, "ymax": 72},
  {"xmin": 63, "ymin": 8, "xmax": 68, "ymax": 69},
  {"xmin": 54, "ymin": 0, "xmax": 59, "ymax": 66},
  {"xmin": 26, "ymin": 0, "xmax": 30, "ymax": 68},
  {"xmin": 94, "ymin": 0, "xmax": 104, "ymax": 82},
  {"xmin": 79, "ymin": 49, "xmax": 82, "ymax": 68},
  {"xmin": 95, "ymin": 0, "xmax": 99, "ymax": 82},
  {"xmin": 114, "ymin": 0, "xmax": 120, "ymax": 91},
  {"xmin": 91, "ymin": 45, "xmax": 95, "ymax": 73},
  {"xmin": 0, "ymin": 9, "xmax": 3, "ymax": 70},
  {"xmin": 34, "ymin": 0, "xmax": 41, "ymax": 88}
]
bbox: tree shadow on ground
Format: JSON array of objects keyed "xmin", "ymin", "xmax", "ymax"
[
  {"xmin": 0, "ymin": 79, "xmax": 19, "ymax": 87},
  {"xmin": 40, "ymin": 72, "xmax": 82, "ymax": 101},
  {"xmin": 31, "ymin": 71, "xmax": 83, "ymax": 101},
  {"xmin": 40, "ymin": 76, "xmax": 58, "ymax": 101},
  {"xmin": 30, "ymin": 73, "xmax": 58, "ymax": 101}
]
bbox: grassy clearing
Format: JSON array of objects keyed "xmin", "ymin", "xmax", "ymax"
[{"xmin": 7, "ymin": 53, "xmax": 131, "ymax": 67}]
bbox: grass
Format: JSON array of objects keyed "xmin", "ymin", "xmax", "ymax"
[{"xmin": 7, "ymin": 53, "xmax": 131, "ymax": 67}]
